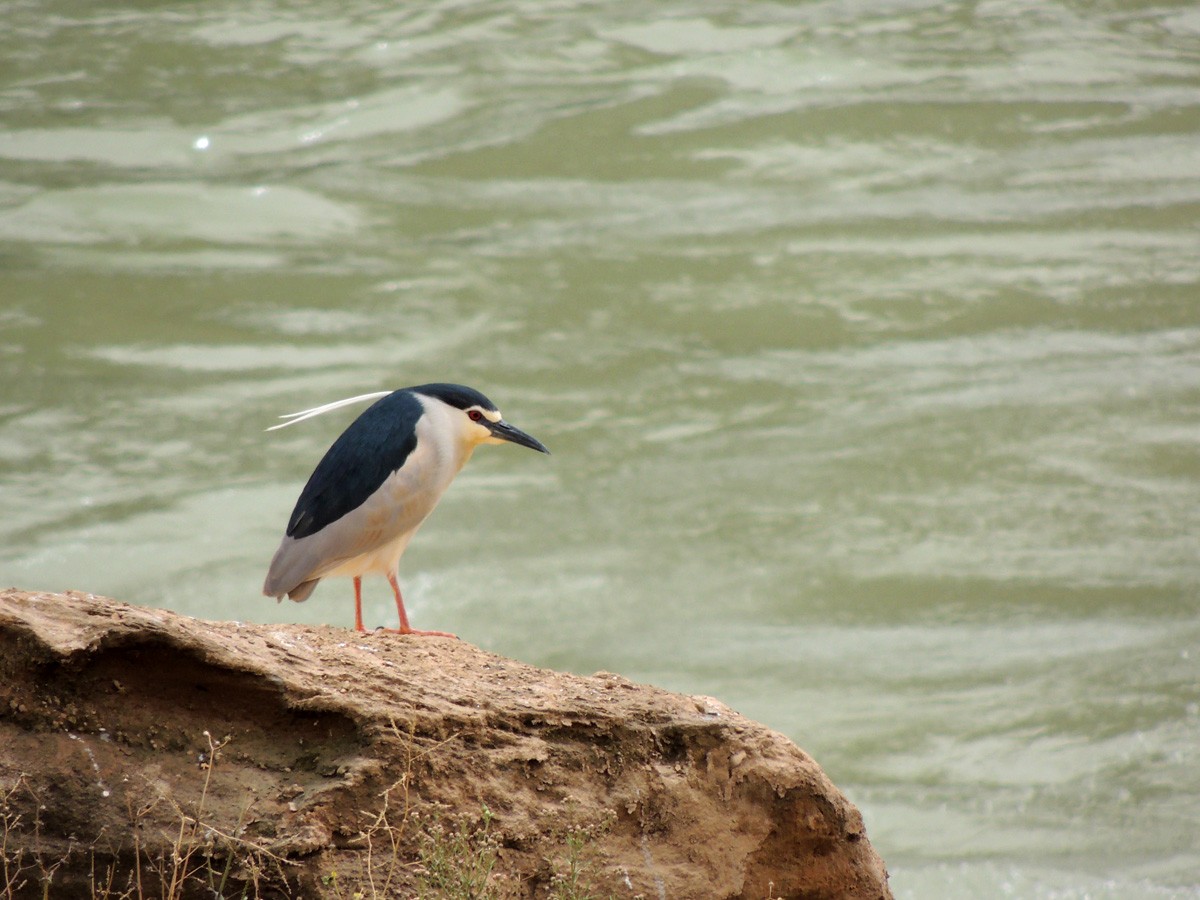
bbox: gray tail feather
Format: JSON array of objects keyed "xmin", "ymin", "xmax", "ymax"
[
  {"xmin": 261, "ymin": 576, "xmax": 320, "ymax": 603},
  {"xmin": 286, "ymin": 579, "xmax": 320, "ymax": 603}
]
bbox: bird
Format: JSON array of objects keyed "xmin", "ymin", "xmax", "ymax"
[{"xmin": 263, "ymin": 383, "xmax": 549, "ymax": 636}]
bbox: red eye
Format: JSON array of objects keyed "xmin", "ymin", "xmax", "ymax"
[{"xmin": 468, "ymin": 409, "xmax": 483, "ymax": 422}]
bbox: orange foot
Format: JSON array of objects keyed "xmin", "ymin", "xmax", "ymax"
[{"xmin": 378, "ymin": 626, "xmax": 458, "ymax": 639}]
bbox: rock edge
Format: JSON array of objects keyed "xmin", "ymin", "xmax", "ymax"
[{"xmin": 0, "ymin": 588, "xmax": 890, "ymax": 899}]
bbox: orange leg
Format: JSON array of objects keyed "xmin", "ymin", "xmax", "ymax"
[
  {"xmin": 353, "ymin": 576, "xmax": 366, "ymax": 632},
  {"xmin": 386, "ymin": 571, "xmax": 457, "ymax": 638}
]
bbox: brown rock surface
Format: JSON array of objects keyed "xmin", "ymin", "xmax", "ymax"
[{"xmin": 0, "ymin": 588, "xmax": 890, "ymax": 899}]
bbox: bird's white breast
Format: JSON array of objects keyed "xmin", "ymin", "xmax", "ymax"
[{"xmin": 313, "ymin": 395, "xmax": 476, "ymax": 580}]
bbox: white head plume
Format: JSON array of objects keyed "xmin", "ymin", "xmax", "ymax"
[{"xmin": 266, "ymin": 390, "xmax": 392, "ymax": 431}]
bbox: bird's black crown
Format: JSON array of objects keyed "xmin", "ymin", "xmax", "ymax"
[{"xmin": 409, "ymin": 383, "xmax": 498, "ymax": 412}]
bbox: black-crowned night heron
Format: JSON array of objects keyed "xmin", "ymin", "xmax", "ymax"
[{"xmin": 263, "ymin": 383, "xmax": 549, "ymax": 636}]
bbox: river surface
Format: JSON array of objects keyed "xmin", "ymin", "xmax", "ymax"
[{"xmin": 2, "ymin": 2, "xmax": 1199, "ymax": 896}]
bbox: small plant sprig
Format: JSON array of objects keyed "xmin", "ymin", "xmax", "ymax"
[
  {"xmin": 547, "ymin": 813, "xmax": 617, "ymax": 900},
  {"xmin": 415, "ymin": 804, "xmax": 501, "ymax": 900}
]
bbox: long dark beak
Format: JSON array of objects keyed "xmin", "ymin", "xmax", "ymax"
[{"xmin": 489, "ymin": 419, "xmax": 550, "ymax": 454}]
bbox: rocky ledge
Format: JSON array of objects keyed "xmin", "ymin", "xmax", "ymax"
[{"xmin": 0, "ymin": 588, "xmax": 890, "ymax": 899}]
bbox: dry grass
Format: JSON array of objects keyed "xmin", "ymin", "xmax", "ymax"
[
  {"xmin": 1, "ymin": 773, "xmax": 63, "ymax": 898},
  {"xmin": 2, "ymin": 732, "xmax": 290, "ymax": 900},
  {"xmin": 2, "ymin": 722, "xmax": 619, "ymax": 900},
  {"xmin": 133, "ymin": 731, "xmax": 292, "ymax": 899}
]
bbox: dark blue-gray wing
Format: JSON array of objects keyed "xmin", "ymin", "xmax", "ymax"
[{"xmin": 285, "ymin": 390, "xmax": 422, "ymax": 539}]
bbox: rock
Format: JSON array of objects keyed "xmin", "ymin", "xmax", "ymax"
[{"xmin": 0, "ymin": 588, "xmax": 891, "ymax": 899}]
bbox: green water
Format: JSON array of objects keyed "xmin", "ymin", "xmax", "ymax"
[{"xmin": 2, "ymin": 2, "xmax": 1199, "ymax": 896}]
